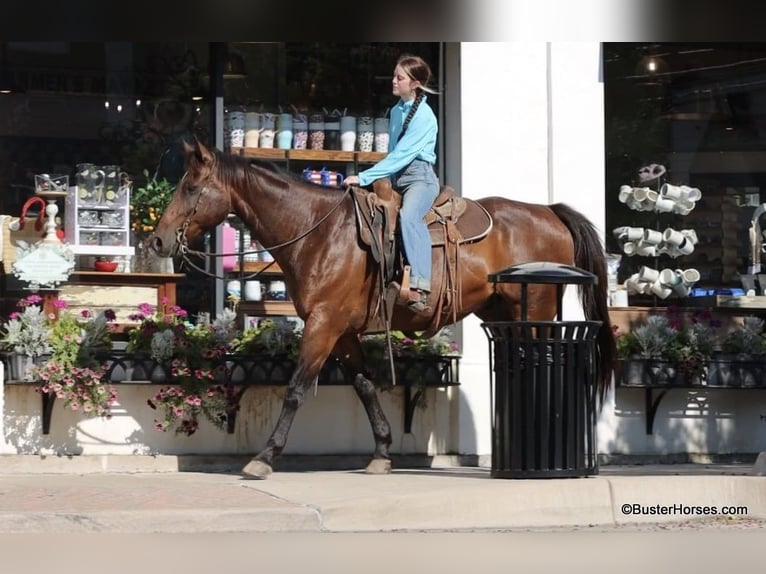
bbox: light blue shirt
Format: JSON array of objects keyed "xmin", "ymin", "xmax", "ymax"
[{"xmin": 358, "ymin": 94, "xmax": 438, "ymax": 186}]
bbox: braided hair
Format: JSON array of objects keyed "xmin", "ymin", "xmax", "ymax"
[{"xmin": 397, "ymin": 90, "xmax": 424, "ymax": 143}]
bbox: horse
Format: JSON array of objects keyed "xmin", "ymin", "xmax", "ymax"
[{"xmin": 150, "ymin": 138, "xmax": 616, "ymax": 479}]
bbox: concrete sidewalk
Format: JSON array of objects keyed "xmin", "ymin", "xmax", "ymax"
[{"xmin": 1, "ymin": 462, "xmax": 765, "ymax": 533}]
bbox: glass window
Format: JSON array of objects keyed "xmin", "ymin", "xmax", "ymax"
[{"xmin": 604, "ymin": 43, "xmax": 766, "ymax": 300}]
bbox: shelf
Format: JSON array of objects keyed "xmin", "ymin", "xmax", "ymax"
[
  {"xmin": 239, "ymin": 300, "xmax": 297, "ymax": 316},
  {"xmin": 231, "ymin": 261, "xmax": 283, "ymax": 273},
  {"xmin": 231, "ymin": 147, "xmax": 386, "ymax": 164},
  {"xmin": 69, "ymin": 245, "xmax": 135, "ymax": 256}
]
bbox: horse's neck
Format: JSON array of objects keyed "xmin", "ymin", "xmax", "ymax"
[{"xmin": 232, "ymin": 169, "xmax": 346, "ymax": 266}]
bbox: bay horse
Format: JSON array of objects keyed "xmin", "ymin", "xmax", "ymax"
[{"xmin": 150, "ymin": 139, "xmax": 616, "ymax": 479}]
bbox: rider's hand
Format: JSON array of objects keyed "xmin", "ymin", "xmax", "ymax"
[{"xmin": 344, "ymin": 175, "xmax": 359, "ymax": 186}]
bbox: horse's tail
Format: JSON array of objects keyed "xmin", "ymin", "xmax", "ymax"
[{"xmin": 550, "ymin": 202, "xmax": 616, "ymax": 400}]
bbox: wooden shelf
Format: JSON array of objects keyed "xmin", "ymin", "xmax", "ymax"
[
  {"xmin": 231, "ymin": 147, "xmax": 386, "ymax": 164},
  {"xmin": 288, "ymin": 149, "xmax": 354, "ymax": 162},
  {"xmin": 231, "ymin": 261, "xmax": 283, "ymax": 273},
  {"xmin": 239, "ymin": 300, "xmax": 296, "ymax": 316}
]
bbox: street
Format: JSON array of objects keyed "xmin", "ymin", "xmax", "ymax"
[{"xmin": 2, "ymin": 522, "xmax": 763, "ymax": 574}]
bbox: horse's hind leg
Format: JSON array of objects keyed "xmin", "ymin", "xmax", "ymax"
[{"xmin": 334, "ymin": 334, "xmax": 393, "ymax": 474}]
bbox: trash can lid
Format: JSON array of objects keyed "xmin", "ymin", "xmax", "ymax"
[{"xmin": 488, "ymin": 261, "xmax": 598, "ymax": 285}]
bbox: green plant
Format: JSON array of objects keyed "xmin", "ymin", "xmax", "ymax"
[
  {"xmin": 30, "ymin": 299, "xmax": 119, "ymax": 418},
  {"xmin": 131, "ymin": 169, "xmax": 176, "ymax": 234},
  {"xmin": 131, "ymin": 300, "xmax": 241, "ymax": 435},
  {"xmin": 233, "ymin": 319, "xmax": 302, "ymax": 359},
  {"xmin": 721, "ymin": 316, "xmax": 766, "ymax": 356},
  {"xmin": 0, "ymin": 295, "xmax": 53, "ymax": 358},
  {"xmin": 359, "ymin": 328, "xmax": 460, "ymax": 387},
  {"xmin": 615, "ymin": 308, "xmax": 719, "ymax": 382}
]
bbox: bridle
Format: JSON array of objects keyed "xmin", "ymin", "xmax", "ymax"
[{"xmin": 174, "ymin": 165, "xmax": 352, "ymax": 281}]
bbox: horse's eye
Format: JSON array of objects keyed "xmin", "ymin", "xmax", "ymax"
[{"xmin": 184, "ymin": 183, "xmax": 197, "ymax": 195}]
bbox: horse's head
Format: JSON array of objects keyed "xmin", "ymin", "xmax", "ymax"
[{"xmin": 150, "ymin": 138, "xmax": 231, "ymax": 258}]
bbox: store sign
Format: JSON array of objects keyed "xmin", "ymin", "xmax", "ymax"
[{"xmin": 12, "ymin": 241, "xmax": 75, "ymax": 289}]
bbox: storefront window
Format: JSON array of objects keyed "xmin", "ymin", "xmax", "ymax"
[
  {"xmin": 223, "ymin": 42, "xmax": 440, "ymax": 123},
  {"xmin": 604, "ymin": 43, "xmax": 766, "ymax": 299}
]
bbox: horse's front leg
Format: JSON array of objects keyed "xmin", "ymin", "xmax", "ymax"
[
  {"xmin": 334, "ymin": 334, "xmax": 393, "ymax": 474},
  {"xmin": 242, "ymin": 316, "xmax": 341, "ymax": 479}
]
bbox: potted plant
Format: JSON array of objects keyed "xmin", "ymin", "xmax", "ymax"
[
  {"xmin": 127, "ymin": 299, "xmax": 240, "ymax": 435},
  {"xmin": 130, "ymin": 169, "xmax": 176, "ymax": 272},
  {"xmin": 229, "ymin": 319, "xmax": 302, "ymax": 385},
  {"xmin": 358, "ymin": 328, "xmax": 461, "ymax": 389},
  {"xmin": 615, "ymin": 308, "xmax": 718, "ymax": 386},
  {"xmin": 31, "ymin": 300, "xmax": 119, "ymax": 418},
  {"xmin": 0, "ymin": 295, "xmax": 54, "ymax": 380},
  {"xmin": 709, "ymin": 316, "xmax": 766, "ymax": 388}
]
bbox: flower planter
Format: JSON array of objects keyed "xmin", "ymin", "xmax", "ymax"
[
  {"xmin": 708, "ymin": 354, "xmax": 766, "ymax": 388},
  {"xmin": 4, "ymin": 353, "xmax": 50, "ymax": 382},
  {"xmin": 616, "ymin": 357, "xmax": 707, "ymax": 387}
]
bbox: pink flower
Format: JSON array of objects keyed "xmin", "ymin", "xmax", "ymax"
[{"xmin": 53, "ymin": 299, "xmax": 68, "ymax": 309}]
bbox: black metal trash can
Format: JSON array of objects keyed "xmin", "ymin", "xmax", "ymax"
[{"xmin": 481, "ymin": 261, "xmax": 602, "ymax": 478}]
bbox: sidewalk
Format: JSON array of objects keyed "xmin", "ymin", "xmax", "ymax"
[{"xmin": 1, "ymin": 461, "xmax": 765, "ymax": 533}]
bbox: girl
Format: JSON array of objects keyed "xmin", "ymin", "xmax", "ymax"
[{"xmin": 345, "ymin": 54, "xmax": 439, "ymax": 313}]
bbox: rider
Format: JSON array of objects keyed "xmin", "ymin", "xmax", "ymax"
[{"xmin": 344, "ymin": 54, "xmax": 440, "ymax": 313}]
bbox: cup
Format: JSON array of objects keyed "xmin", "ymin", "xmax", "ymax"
[
  {"xmin": 632, "ymin": 187, "xmax": 649, "ymax": 203},
  {"xmin": 661, "ymin": 183, "xmax": 682, "ymax": 199},
  {"xmin": 357, "ymin": 116, "xmax": 374, "ymax": 152},
  {"xmin": 276, "ymin": 113, "xmax": 293, "ymax": 149},
  {"xmin": 622, "ymin": 242, "xmax": 637, "ymax": 255},
  {"xmin": 682, "ymin": 268, "xmax": 701, "ymax": 284},
  {"xmin": 681, "ymin": 229, "xmax": 698, "ymax": 245},
  {"xmin": 260, "ymin": 129, "xmax": 275, "ymax": 149},
  {"xmin": 226, "ymin": 280, "xmax": 241, "ymax": 298},
  {"xmin": 227, "ymin": 111, "xmax": 245, "ymax": 148},
  {"xmin": 339, "ymin": 116, "xmax": 357, "ymax": 152},
  {"xmin": 638, "ymin": 266, "xmax": 660, "ymax": 283},
  {"xmin": 659, "ymin": 268, "xmax": 682, "ymax": 286},
  {"xmin": 655, "ymin": 197, "xmax": 675, "ymax": 213},
  {"xmin": 374, "ymin": 117, "xmax": 389, "ymax": 152},
  {"xmin": 673, "ymin": 283, "xmax": 690, "ymax": 297},
  {"xmin": 680, "ymin": 185, "xmax": 702, "ymax": 201},
  {"xmin": 626, "ymin": 227, "xmax": 644, "ymax": 241},
  {"xmin": 244, "ymin": 112, "xmax": 261, "ymax": 148},
  {"xmin": 677, "ymin": 239, "xmax": 695, "ymax": 255},
  {"xmin": 643, "ymin": 229, "xmax": 663, "ymax": 245},
  {"xmin": 650, "ymin": 279, "xmax": 673, "ymax": 299},
  {"xmin": 635, "ymin": 243, "xmax": 656, "ymax": 257},
  {"xmin": 610, "ymin": 288, "xmax": 629, "ymax": 307},
  {"xmin": 663, "ymin": 228, "xmax": 685, "ymax": 246},
  {"xmin": 321, "ymin": 169, "xmax": 344, "ymax": 187},
  {"xmin": 293, "ymin": 113, "xmax": 308, "ymax": 150},
  {"xmin": 618, "ymin": 185, "xmax": 633, "ymax": 203},
  {"xmin": 244, "ymin": 280, "xmax": 262, "ymax": 301}
]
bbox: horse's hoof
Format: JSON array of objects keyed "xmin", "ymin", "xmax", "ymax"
[
  {"xmin": 365, "ymin": 458, "xmax": 392, "ymax": 474},
  {"xmin": 242, "ymin": 459, "xmax": 273, "ymax": 479}
]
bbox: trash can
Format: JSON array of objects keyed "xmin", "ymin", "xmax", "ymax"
[{"xmin": 481, "ymin": 261, "xmax": 601, "ymax": 478}]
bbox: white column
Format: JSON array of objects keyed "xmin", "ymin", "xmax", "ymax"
[{"xmin": 453, "ymin": 42, "xmax": 605, "ymax": 458}]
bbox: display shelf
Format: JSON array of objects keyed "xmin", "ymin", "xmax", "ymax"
[
  {"xmin": 232, "ymin": 261, "xmax": 283, "ymax": 273},
  {"xmin": 230, "ymin": 147, "xmax": 386, "ymax": 164},
  {"xmin": 239, "ymin": 300, "xmax": 297, "ymax": 316},
  {"xmin": 64, "ymin": 185, "xmax": 134, "ymax": 261}
]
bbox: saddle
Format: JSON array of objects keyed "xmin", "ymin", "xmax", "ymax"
[{"xmin": 351, "ymin": 179, "xmax": 493, "ymax": 336}]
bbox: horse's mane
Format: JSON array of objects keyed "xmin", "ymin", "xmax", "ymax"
[{"xmin": 211, "ymin": 148, "xmax": 343, "ymax": 192}]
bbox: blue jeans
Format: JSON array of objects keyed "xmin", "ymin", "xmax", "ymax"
[{"xmin": 394, "ymin": 160, "xmax": 440, "ymax": 292}]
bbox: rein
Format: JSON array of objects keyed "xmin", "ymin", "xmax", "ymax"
[{"xmin": 176, "ymin": 174, "xmax": 352, "ymax": 281}]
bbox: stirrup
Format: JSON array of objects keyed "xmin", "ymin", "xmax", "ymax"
[{"xmin": 406, "ymin": 289, "xmax": 430, "ymax": 313}]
